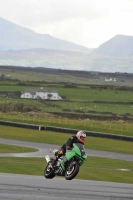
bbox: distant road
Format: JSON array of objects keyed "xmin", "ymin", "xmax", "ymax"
[{"xmin": 0, "ymin": 138, "xmax": 133, "ymax": 161}]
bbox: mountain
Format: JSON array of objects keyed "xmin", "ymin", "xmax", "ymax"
[
  {"xmin": 1, "ymin": 17, "xmax": 133, "ymax": 72},
  {"xmin": 0, "ymin": 17, "xmax": 93, "ymax": 53},
  {"xmin": 92, "ymin": 35, "xmax": 133, "ymax": 55}
]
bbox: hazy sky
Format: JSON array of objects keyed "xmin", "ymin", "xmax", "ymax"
[{"xmin": 0, "ymin": 0, "xmax": 133, "ymax": 48}]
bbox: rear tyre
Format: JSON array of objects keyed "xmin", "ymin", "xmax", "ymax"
[
  {"xmin": 65, "ymin": 163, "xmax": 79, "ymax": 180},
  {"xmin": 44, "ymin": 163, "xmax": 55, "ymax": 179}
]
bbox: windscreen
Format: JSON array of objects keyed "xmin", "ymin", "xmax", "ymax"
[{"xmin": 74, "ymin": 143, "xmax": 86, "ymax": 156}]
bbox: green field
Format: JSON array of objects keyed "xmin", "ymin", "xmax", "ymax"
[
  {"xmin": 1, "ymin": 84, "xmax": 133, "ymax": 102},
  {"xmin": 1, "ymin": 79, "xmax": 133, "ymax": 117},
  {"xmin": 1, "ymin": 78, "xmax": 133, "ymax": 138}
]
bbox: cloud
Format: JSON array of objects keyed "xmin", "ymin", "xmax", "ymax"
[
  {"xmin": 0, "ymin": 0, "xmax": 133, "ymax": 47},
  {"xmin": 0, "ymin": 0, "xmax": 111, "ymax": 22}
]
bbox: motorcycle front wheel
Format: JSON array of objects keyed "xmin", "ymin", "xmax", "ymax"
[
  {"xmin": 65, "ymin": 163, "xmax": 80, "ymax": 180},
  {"xmin": 44, "ymin": 163, "xmax": 55, "ymax": 179}
]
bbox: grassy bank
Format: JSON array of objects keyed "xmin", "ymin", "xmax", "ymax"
[
  {"xmin": 1, "ymin": 112, "xmax": 133, "ymax": 137},
  {"xmin": 0, "ymin": 157, "xmax": 133, "ymax": 184}
]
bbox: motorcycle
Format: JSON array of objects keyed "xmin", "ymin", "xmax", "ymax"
[{"xmin": 44, "ymin": 143, "xmax": 87, "ymax": 180}]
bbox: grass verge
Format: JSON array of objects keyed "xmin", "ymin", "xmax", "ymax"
[
  {"xmin": 0, "ymin": 157, "xmax": 133, "ymax": 184},
  {"xmin": 0, "ymin": 144, "xmax": 38, "ymax": 153}
]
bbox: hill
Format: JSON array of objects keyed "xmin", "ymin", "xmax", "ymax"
[
  {"xmin": 92, "ymin": 35, "xmax": 133, "ymax": 55},
  {"xmin": 0, "ymin": 48, "xmax": 133, "ymax": 72},
  {"xmin": 0, "ymin": 17, "xmax": 93, "ymax": 53},
  {"xmin": 0, "ymin": 48, "xmax": 90, "ymax": 70}
]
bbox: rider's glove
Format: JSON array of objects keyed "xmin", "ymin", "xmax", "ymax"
[{"xmin": 66, "ymin": 146, "xmax": 72, "ymax": 150}]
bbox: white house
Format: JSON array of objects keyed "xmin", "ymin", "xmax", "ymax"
[
  {"xmin": 21, "ymin": 88, "xmax": 62, "ymax": 100},
  {"xmin": 105, "ymin": 78, "xmax": 116, "ymax": 82}
]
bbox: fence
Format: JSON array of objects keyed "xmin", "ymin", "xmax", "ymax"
[
  {"xmin": 0, "ymin": 119, "xmax": 133, "ymax": 142},
  {"xmin": 0, "ymin": 112, "xmax": 132, "ymax": 135}
]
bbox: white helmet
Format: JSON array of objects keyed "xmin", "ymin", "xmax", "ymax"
[{"xmin": 76, "ymin": 130, "xmax": 86, "ymax": 143}]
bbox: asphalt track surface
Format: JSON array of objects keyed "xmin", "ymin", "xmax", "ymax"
[
  {"xmin": 0, "ymin": 173, "xmax": 133, "ymax": 200},
  {"xmin": 0, "ymin": 138, "xmax": 133, "ymax": 200}
]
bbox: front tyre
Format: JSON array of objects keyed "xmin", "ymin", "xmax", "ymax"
[
  {"xmin": 44, "ymin": 163, "xmax": 55, "ymax": 179},
  {"xmin": 65, "ymin": 163, "xmax": 80, "ymax": 180}
]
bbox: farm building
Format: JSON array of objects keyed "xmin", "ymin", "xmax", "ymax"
[
  {"xmin": 21, "ymin": 88, "xmax": 62, "ymax": 100},
  {"xmin": 0, "ymin": 73, "xmax": 11, "ymax": 80},
  {"xmin": 105, "ymin": 78, "xmax": 116, "ymax": 82}
]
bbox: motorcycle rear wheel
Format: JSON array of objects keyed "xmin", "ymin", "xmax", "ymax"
[
  {"xmin": 65, "ymin": 164, "xmax": 79, "ymax": 180},
  {"xmin": 44, "ymin": 163, "xmax": 55, "ymax": 179}
]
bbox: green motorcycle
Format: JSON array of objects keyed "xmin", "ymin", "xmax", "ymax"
[{"xmin": 44, "ymin": 143, "xmax": 87, "ymax": 180}]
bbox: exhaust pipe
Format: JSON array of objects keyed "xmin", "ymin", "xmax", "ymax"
[{"xmin": 45, "ymin": 155, "xmax": 51, "ymax": 163}]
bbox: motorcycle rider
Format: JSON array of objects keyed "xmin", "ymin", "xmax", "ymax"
[{"xmin": 51, "ymin": 130, "xmax": 86, "ymax": 166}]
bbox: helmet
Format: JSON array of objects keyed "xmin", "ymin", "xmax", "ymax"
[{"xmin": 76, "ymin": 130, "xmax": 86, "ymax": 143}]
